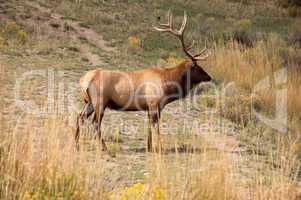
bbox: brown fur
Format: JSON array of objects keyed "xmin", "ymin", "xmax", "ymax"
[
  {"xmin": 75, "ymin": 59, "xmax": 211, "ymax": 151},
  {"xmin": 75, "ymin": 11, "xmax": 213, "ymax": 152}
]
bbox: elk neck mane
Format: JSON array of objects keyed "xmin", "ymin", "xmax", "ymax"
[
  {"xmin": 163, "ymin": 59, "xmax": 192, "ymax": 81},
  {"xmin": 161, "ymin": 59, "xmax": 193, "ymax": 99}
]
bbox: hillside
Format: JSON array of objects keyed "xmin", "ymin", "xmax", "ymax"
[{"xmin": 0, "ymin": 0, "xmax": 300, "ymax": 199}]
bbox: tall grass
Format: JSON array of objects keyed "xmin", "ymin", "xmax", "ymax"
[
  {"xmin": 0, "ymin": 115, "xmax": 106, "ymax": 199},
  {"xmin": 206, "ymin": 35, "xmax": 301, "ymax": 131},
  {"xmin": 202, "ymin": 34, "xmax": 301, "ymax": 167},
  {"xmin": 0, "ymin": 114, "xmax": 300, "ymax": 199}
]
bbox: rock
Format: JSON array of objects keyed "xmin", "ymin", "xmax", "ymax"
[
  {"xmin": 49, "ymin": 22, "xmax": 60, "ymax": 28},
  {"xmin": 81, "ymin": 57, "xmax": 89, "ymax": 62}
]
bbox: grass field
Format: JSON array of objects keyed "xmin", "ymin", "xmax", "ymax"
[{"xmin": 0, "ymin": 0, "xmax": 301, "ymax": 199}]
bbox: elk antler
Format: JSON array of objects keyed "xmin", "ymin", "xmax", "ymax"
[{"xmin": 154, "ymin": 11, "xmax": 209, "ymax": 62}]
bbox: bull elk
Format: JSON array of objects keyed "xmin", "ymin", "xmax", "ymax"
[{"xmin": 75, "ymin": 11, "xmax": 212, "ymax": 152}]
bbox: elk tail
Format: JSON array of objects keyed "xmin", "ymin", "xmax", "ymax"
[{"xmin": 80, "ymin": 79, "xmax": 94, "ymax": 116}]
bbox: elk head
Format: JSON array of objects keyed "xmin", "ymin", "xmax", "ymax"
[{"xmin": 154, "ymin": 11, "xmax": 212, "ymax": 85}]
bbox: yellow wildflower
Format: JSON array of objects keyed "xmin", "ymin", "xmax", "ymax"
[
  {"xmin": 118, "ymin": 183, "xmax": 145, "ymax": 200},
  {"xmin": 166, "ymin": 56, "xmax": 184, "ymax": 65},
  {"xmin": 17, "ymin": 30, "xmax": 28, "ymax": 44},
  {"xmin": 128, "ymin": 36, "xmax": 140, "ymax": 47}
]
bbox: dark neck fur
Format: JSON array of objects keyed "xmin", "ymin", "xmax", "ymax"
[{"xmin": 161, "ymin": 59, "xmax": 193, "ymax": 105}]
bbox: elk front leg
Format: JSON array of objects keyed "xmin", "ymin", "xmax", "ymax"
[
  {"xmin": 147, "ymin": 110, "xmax": 153, "ymax": 152},
  {"xmin": 156, "ymin": 107, "xmax": 162, "ymax": 152},
  {"xmin": 149, "ymin": 107, "xmax": 162, "ymax": 152}
]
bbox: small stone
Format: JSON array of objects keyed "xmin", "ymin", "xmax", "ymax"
[
  {"xmin": 49, "ymin": 22, "xmax": 60, "ymax": 28},
  {"xmin": 81, "ymin": 57, "xmax": 89, "ymax": 62}
]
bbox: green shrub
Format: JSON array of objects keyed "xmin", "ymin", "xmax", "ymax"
[
  {"xmin": 100, "ymin": 14, "xmax": 114, "ymax": 25},
  {"xmin": 3, "ymin": 21, "xmax": 20, "ymax": 37},
  {"xmin": 142, "ymin": 33, "xmax": 175, "ymax": 51},
  {"xmin": 234, "ymin": 19, "xmax": 252, "ymax": 30},
  {"xmin": 0, "ymin": 21, "xmax": 28, "ymax": 45},
  {"xmin": 288, "ymin": 5, "xmax": 301, "ymax": 17},
  {"xmin": 278, "ymin": 0, "xmax": 301, "ymax": 8},
  {"xmin": 289, "ymin": 23, "xmax": 301, "ymax": 47},
  {"xmin": 21, "ymin": 175, "xmax": 85, "ymax": 200}
]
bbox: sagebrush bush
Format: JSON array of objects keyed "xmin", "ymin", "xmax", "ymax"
[
  {"xmin": 0, "ymin": 21, "xmax": 28, "ymax": 45},
  {"xmin": 232, "ymin": 19, "xmax": 254, "ymax": 47},
  {"xmin": 287, "ymin": 5, "xmax": 301, "ymax": 17},
  {"xmin": 0, "ymin": 36, "xmax": 7, "ymax": 49},
  {"xmin": 234, "ymin": 19, "xmax": 252, "ymax": 30},
  {"xmin": 233, "ymin": 30, "xmax": 254, "ymax": 47},
  {"xmin": 278, "ymin": 0, "xmax": 301, "ymax": 8},
  {"xmin": 3, "ymin": 21, "xmax": 20, "ymax": 36},
  {"xmin": 289, "ymin": 27, "xmax": 301, "ymax": 47}
]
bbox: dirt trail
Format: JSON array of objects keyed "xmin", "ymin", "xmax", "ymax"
[{"xmin": 23, "ymin": 1, "xmax": 116, "ymax": 66}]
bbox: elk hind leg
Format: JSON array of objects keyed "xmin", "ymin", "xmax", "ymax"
[
  {"xmin": 93, "ymin": 105, "xmax": 107, "ymax": 151},
  {"xmin": 75, "ymin": 102, "xmax": 94, "ymax": 145}
]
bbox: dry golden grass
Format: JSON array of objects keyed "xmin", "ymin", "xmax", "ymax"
[
  {"xmin": 206, "ymin": 35, "xmax": 301, "ymax": 132},
  {"xmin": 0, "ymin": 115, "xmax": 106, "ymax": 199},
  {"xmin": 0, "ymin": 114, "xmax": 300, "ymax": 200}
]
